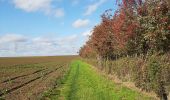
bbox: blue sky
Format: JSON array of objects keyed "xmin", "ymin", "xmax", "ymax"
[{"xmin": 0, "ymin": 0, "xmax": 117, "ymax": 57}]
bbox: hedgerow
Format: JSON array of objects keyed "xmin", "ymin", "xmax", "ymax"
[{"xmin": 79, "ymin": 0, "xmax": 170, "ymax": 99}]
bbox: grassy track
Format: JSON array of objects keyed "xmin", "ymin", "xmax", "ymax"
[{"xmin": 44, "ymin": 60, "xmax": 154, "ymax": 100}]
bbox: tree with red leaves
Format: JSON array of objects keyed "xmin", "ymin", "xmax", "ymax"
[
  {"xmin": 90, "ymin": 10, "xmax": 115, "ymax": 60},
  {"xmin": 79, "ymin": 40, "xmax": 96, "ymax": 58},
  {"xmin": 79, "ymin": 0, "xmax": 170, "ymax": 99}
]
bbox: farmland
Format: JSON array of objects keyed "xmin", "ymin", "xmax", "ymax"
[
  {"xmin": 41, "ymin": 60, "xmax": 155, "ymax": 100},
  {"xmin": 0, "ymin": 56, "xmax": 156, "ymax": 100},
  {"xmin": 0, "ymin": 0, "xmax": 169, "ymax": 99},
  {"xmin": 0, "ymin": 56, "xmax": 78, "ymax": 100}
]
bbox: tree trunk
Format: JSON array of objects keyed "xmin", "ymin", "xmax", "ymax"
[
  {"xmin": 159, "ymin": 81, "xmax": 168, "ymax": 100},
  {"xmin": 168, "ymin": 92, "xmax": 170, "ymax": 100},
  {"xmin": 97, "ymin": 55, "xmax": 103, "ymax": 70},
  {"xmin": 108, "ymin": 62, "xmax": 112, "ymax": 74},
  {"xmin": 160, "ymin": 93, "xmax": 168, "ymax": 100}
]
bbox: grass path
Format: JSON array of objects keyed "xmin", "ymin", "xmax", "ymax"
[{"xmin": 44, "ymin": 60, "xmax": 154, "ymax": 100}]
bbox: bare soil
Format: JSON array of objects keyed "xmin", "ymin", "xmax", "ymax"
[{"xmin": 0, "ymin": 56, "xmax": 78, "ymax": 100}]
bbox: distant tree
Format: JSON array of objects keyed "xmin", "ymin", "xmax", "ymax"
[{"xmin": 79, "ymin": 41, "xmax": 96, "ymax": 58}]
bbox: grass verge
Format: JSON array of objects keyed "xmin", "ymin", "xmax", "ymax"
[{"xmin": 42, "ymin": 60, "xmax": 155, "ymax": 100}]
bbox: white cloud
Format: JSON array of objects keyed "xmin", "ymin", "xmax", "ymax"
[
  {"xmin": 55, "ymin": 8, "xmax": 65, "ymax": 17},
  {"xmin": 32, "ymin": 37, "xmax": 58, "ymax": 46},
  {"xmin": 12, "ymin": 0, "xmax": 65, "ymax": 17},
  {"xmin": 82, "ymin": 30, "xmax": 92, "ymax": 37},
  {"xmin": 59, "ymin": 34, "xmax": 78, "ymax": 44},
  {"xmin": 72, "ymin": 19, "xmax": 90, "ymax": 28},
  {"xmin": 0, "ymin": 34, "xmax": 27, "ymax": 44},
  {"xmin": 0, "ymin": 34, "xmax": 81, "ymax": 57},
  {"xmin": 81, "ymin": 30, "xmax": 93, "ymax": 43},
  {"xmin": 84, "ymin": 0, "xmax": 106, "ymax": 16},
  {"xmin": 13, "ymin": 0, "xmax": 51, "ymax": 12}
]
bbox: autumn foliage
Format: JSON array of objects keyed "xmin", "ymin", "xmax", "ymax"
[
  {"xmin": 79, "ymin": 0, "xmax": 170, "ymax": 99},
  {"xmin": 80, "ymin": 0, "xmax": 170, "ymax": 59}
]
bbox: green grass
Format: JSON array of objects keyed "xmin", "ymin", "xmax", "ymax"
[{"xmin": 43, "ymin": 60, "xmax": 154, "ymax": 100}]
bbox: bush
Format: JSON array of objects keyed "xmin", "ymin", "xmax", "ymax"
[{"xmin": 84, "ymin": 54, "xmax": 170, "ymax": 99}]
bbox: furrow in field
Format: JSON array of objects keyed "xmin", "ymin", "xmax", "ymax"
[
  {"xmin": 1, "ymin": 68, "xmax": 47, "ymax": 83},
  {"xmin": 0, "ymin": 68, "xmax": 50, "ymax": 91},
  {"xmin": 0, "ymin": 65, "xmax": 63, "ymax": 97},
  {"xmin": 0, "ymin": 62, "xmax": 61, "ymax": 82},
  {"xmin": 5, "ymin": 65, "xmax": 67, "ymax": 100}
]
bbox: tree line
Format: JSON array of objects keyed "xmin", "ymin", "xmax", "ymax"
[
  {"xmin": 79, "ymin": 0, "xmax": 170, "ymax": 100},
  {"xmin": 80, "ymin": 0, "xmax": 169, "ymax": 59}
]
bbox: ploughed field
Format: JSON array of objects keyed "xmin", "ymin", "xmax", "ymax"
[{"xmin": 0, "ymin": 56, "xmax": 78, "ymax": 100}]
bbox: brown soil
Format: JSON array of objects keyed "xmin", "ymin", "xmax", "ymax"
[
  {"xmin": 0, "ymin": 56, "xmax": 78, "ymax": 100},
  {"xmin": 0, "ymin": 66, "xmax": 64, "ymax": 99}
]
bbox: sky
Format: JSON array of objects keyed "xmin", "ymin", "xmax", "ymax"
[{"xmin": 0, "ymin": 0, "xmax": 117, "ymax": 57}]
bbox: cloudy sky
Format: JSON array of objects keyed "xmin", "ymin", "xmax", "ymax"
[{"xmin": 0, "ymin": 0, "xmax": 117, "ymax": 57}]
